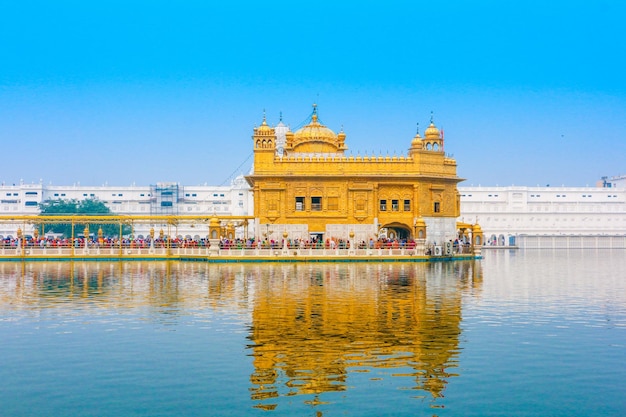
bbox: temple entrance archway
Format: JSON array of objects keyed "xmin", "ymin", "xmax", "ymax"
[{"xmin": 380, "ymin": 223, "xmax": 411, "ymax": 240}]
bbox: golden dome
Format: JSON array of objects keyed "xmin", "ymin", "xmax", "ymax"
[
  {"xmin": 294, "ymin": 109, "xmax": 337, "ymax": 143},
  {"xmin": 409, "ymin": 122, "xmax": 423, "ymax": 151},
  {"xmin": 424, "ymin": 121, "xmax": 440, "ymax": 139},
  {"xmin": 411, "ymin": 128, "xmax": 423, "ymax": 148},
  {"xmin": 415, "ymin": 217, "xmax": 426, "ymax": 227},
  {"xmin": 255, "ymin": 113, "xmax": 274, "ymax": 135},
  {"xmin": 291, "ymin": 104, "xmax": 344, "ymax": 153}
]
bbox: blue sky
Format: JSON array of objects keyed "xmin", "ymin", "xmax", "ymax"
[{"xmin": 1, "ymin": 0, "xmax": 625, "ymax": 187}]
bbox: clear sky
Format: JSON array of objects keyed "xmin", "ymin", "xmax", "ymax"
[{"xmin": 1, "ymin": 0, "xmax": 625, "ymax": 188}]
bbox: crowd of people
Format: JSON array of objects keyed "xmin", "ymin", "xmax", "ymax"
[
  {"xmin": 1, "ymin": 236, "xmax": 210, "ymax": 249},
  {"xmin": 3, "ymin": 235, "xmax": 417, "ymax": 249},
  {"xmin": 2, "ymin": 235, "xmax": 472, "ymax": 254},
  {"xmin": 217, "ymin": 236, "xmax": 420, "ymax": 250}
]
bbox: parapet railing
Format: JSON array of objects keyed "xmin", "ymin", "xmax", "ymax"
[{"xmin": 0, "ymin": 241, "xmax": 477, "ymax": 259}]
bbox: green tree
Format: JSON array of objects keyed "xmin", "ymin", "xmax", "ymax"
[{"xmin": 38, "ymin": 199, "xmax": 130, "ymax": 238}]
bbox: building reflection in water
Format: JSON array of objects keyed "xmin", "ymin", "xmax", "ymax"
[
  {"xmin": 0, "ymin": 260, "xmax": 482, "ymax": 412},
  {"xmin": 246, "ymin": 261, "xmax": 482, "ymax": 411}
]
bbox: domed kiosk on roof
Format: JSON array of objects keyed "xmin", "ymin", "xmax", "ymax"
[{"xmin": 423, "ymin": 114, "xmax": 443, "ymax": 152}]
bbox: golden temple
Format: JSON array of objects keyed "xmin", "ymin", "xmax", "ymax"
[{"xmin": 246, "ymin": 105, "xmax": 478, "ymax": 247}]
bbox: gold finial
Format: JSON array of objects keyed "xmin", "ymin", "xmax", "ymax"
[
  {"xmin": 416, "ymin": 122, "xmax": 420, "ymax": 135},
  {"xmin": 430, "ymin": 111, "xmax": 434, "ymax": 124},
  {"xmin": 311, "ymin": 103, "xmax": 318, "ymax": 123}
]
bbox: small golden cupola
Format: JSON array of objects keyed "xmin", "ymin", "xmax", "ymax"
[
  {"xmin": 414, "ymin": 216, "xmax": 427, "ymax": 240},
  {"xmin": 252, "ymin": 111, "xmax": 276, "ymax": 150},
  {"xmin": 423, "ymin": 113, "xmax": 443, "ymax": 152},
  {"xmin": 290, "ymin": 104, "xmax": 346, "ymax": 154},
  {"xmin": 409, "ymin": 122, "xmax": 424, "ymax": 155},
  {"xmin": 337, "ymin": 126, "xmax": 346, "ymax": 150}
]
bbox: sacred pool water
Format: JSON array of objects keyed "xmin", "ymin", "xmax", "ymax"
[{"xmin": 1, "ymin": 250, "xmax": 624, "ymax": 416}]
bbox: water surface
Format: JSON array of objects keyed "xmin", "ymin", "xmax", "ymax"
[{"xmin": 1, "ymin": 251, "xmax": 624, "ymax": 416}]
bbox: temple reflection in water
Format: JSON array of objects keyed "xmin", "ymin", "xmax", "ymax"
[
  {"xmin": 245, "ymin": 262, "xmax": 482, "ymax": 410},
  {"xmin": 0, "ymin": 260, "xmax": 482, "ymax": 411}
]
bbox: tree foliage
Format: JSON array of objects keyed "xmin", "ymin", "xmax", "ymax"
[{"xmin": 38, "ymin": 199, "xmax": 131, "ymax": 238}]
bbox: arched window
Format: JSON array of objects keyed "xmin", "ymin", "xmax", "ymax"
[{"xmin": 433, "ymin": 143, "xmax": 439, "ymax": 151}]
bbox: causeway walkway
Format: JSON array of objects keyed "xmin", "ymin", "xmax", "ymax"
[{"xmin": 0, "ymin": 246, "xmax": 482, "ymax": 263}]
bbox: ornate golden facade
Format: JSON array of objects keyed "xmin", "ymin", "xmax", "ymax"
[{"xmin": 246, "ymin": 105, "xmax": 463, "ymax": 244}]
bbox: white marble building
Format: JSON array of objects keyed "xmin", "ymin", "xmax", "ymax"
[
  {"xmin": 458, "ymin": 179, "xmax": 626, "ymax": 248},
  {"xmin": 0, "ymin": 176, "xmax": 252, "ymax": 239}
]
